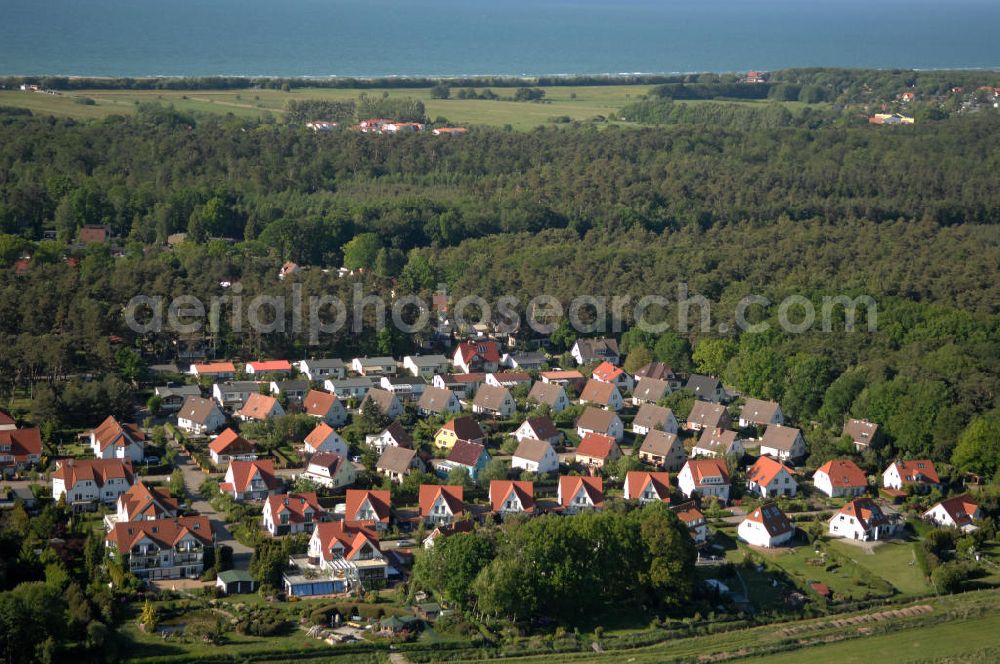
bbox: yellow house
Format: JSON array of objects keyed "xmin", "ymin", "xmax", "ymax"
[{"xmin": 434, "ymin": 416, "xmax": 486, "ymax": 450}]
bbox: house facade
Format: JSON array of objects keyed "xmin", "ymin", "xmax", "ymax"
[
  {"xmin": 52, "ymin": 459, "xmax": 134, "ymax": 506},
  {"xmin": 262, "ymin": 492, "xmax": 325, "ymax": 536},
  {"xmin": 302, "ymin": 453, "xmax": 358, "ymax": 489},
  {"xmin": 220, "ymin": 459, "xmax": 282, "ymax": 501},
  {"xmin": 208, "ymin": 428, "xmax": 257, "ymax": 465},
  {"xmin": 512, "ymin": 438, "xmax": 560, "ymax": 475},
  {"xmin": 177, "ymin": 396, "xmax": 226, "ymax": 435},
  {"xmin": 738, "ymin": 504, "xmax": 795, "ymax": 548},
  {"xmin": 759, "ymin": 425, "xmax": 807, "ymax": 462},
  {"xmin": 829, "ymin": 498, "xmax": 899, "ymax": 541},
  {"xmin": 420, "ymin": 485, "xmax": 465, "ymax": 526},
  {"xmin": 745, "ymin": 456, "xmax": 797, "ymax": 498},
  {"xmin": 678, "ymin": 458, "xmax": 731, "ymax": 503},
  {"xmin": 90, "ymin": 416, "xmax": 145, "ymax": 463},
  {"xmin": 558, "ymin": 476, "xmax": 604, "ymax": 514},
  {"xmin": 638, "ymin": 430, "xmax": 686, "ymax": 471},
  {"xmin": 106, "ymin": 516, "xmax": 213, "ymax": 581},
  {"xmin": 813, "ymin": 459, "xmax": 868, "ymax": 498}
]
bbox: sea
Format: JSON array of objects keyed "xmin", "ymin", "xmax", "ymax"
[{"xmin": 2, "ymin": 0, "xmax": 999, "ymax": 78}]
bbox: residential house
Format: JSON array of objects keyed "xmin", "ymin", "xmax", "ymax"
[
  {"xmin": 813, "ymin": 459, "xmax": 868, "ymax": 498},
  {"xmin": 270, "ymin": 380, "xmax": 310, "ymax": 405},
  {"xmin": 380, "ymin": 375, "xmax": 428, "ymax": 402},
  {"xmin": 738, "ymin": 399, "xmax": 784, "ymax": 429},
  {"xmin": 637, "ymin": 430, "xmax": 685, "ymax": 471},
  {"xmin": 513, "ymin": 415, "xmax": 562, "ymax": 447},
  {"xmin": 432, "ymin": 373, "xmax": 484, "ymax": 399},
  {"xmin": 208, "ymin": 428, "xmax": 257, "ymax": 465},
  {"xmin": 190, "ymin": 362, "xmax": 236, "ymax": 380},
  {"xmin": 828, "ymin": 498, "xmax": 899, "ymax": 541},
  {"xmin": 746, "ymin": 456, "xmax": 797, "ymax": 498},
  {"xmin": 624, "ymin": 471, "xmax": 671, "ymax": 503},
  {"xmin": 177, "ymin": 396, "xmax": 226, "ymax": 435},
  {"xmin": 302, "ymin": 389, "xmax": 348, "ymax": 426},
  {"xmin": 236, "ymin": 393, "xmax": 285, "ymax": 422},
  {"xmin": 403, "ymin": 355, "xmax": 451, "ymax": 379},
  {"xmin": 278, "ymin": 261, "xmax": 299, "ymax": 279},
  {"xmin": 351, "ymin": 356, "xmax": 397, "ymax": 376},
  {"xmin": 526, "ymin": 382, "xmax": 570, "ymax": 413},
  {"xmin": 472, "ymin": 384, "xmax": 516, "ymax": 419},
  {"xmin": 575, "ymin": 406, "xmax": 624, "ymax": 441},
  {"xmin": 303, "ymin": 422, "xmax": 349, "ymax": 457},
  {"xmin": 105, "ymin": 516, "xmax": 212, "ymax": 580},
  {"xmin": 579, "ymin": 380, "xmax": 624, "ymax": 411},
  {"xmin": 420, "ymin": 485, "xmax": 465, "ymax": 526},
  {"xmin": 540, "ymin": 370, "xmax": 586, "ymax": 393},
  {"xmin": 882, "ymin": 460, "xmax": 940, "ymax": 493},
  {"xmin": 632, "ymin": 377, "xmax": 671, "ymax": 406},
  {"xmin": 685, "ymin": 374, "xmax": 725, "ymax": 402},
  {"xmin": 575, "ymin": 432, "xmax": 622, "ymax": 471},
  {"xmin": 453, "ymin": 340, "xmax": 500, "ymax": 373},
  {"xmin": 434, "ymin": 416, "xmax": 486, "ymax": 450},
  {"xmin": 263, "ymin": 492, "xmax": 325, "ymax": 536},
  {"xmin": 0, "ymin": 409, "xmax": 14, "ymax": 431},
  {"xmin": 365, "ymin": 421, "xmax": 413, "ymax": 454},
  {"xmin": 344, "ymin": 489, "xmax": 392, "ymax": 530},
  {"xmin": 591, "ymin": 361, "xmax": 634, "ymax": 393},
  {"xmin": 632, "ymin": 403, "xmax": 678, "ymax": 436},
  {"xmin": 0, "ymin": 427, "xmax": 42, "ymax": 473},
  {"xmin": 417, "ymin": 386, "xmax": 462, "ymax": 417},
  {"xmin": 738, "ymin": 504, "xmax": 795, "ymax": 548},
  {"xmin": 923, "ymin": 496, "xmax": 982, "ymax": 532},
  {"xmin": 52, "ymin": 459, "xmax": 135, "ymax": 506},
  {"xmin": 671, "ymin": 501, "xmax": 709, "ymax": 546},
  {"xmin": 220, "ymin": 459, "xmax": 282, "ymax": 501},
  {"xmin": 686, "ymin": 401, "xmax": 731, "ymax": 431},
  {"xmin": 78, "ymin": 224, "xmax": 111, "ymax": 244},
  {"xmin": 490, "ymin": 480, "xmax": 535, "ymax": 517},
  {"xmin": 485, "ymin": 372, "xmax": 532, "ymax": 390},
  {"xmin": 678, "ymin": 458, "xmax": 731, "ymax": 503},
  {"xmin": 112, "ymin": 482, "xmax": 178, "ymax": 527},
  {"xmin": 301, "ymin": 453, "xmax": 357, "ymax": 490},
  {"xmin": 89, "ymin": 416, "xmax": 145, "ymax": 463},
  {"xmin": 154, "ymin": 384, "xmax": 202, "ymax": 411},
  {"xmin": 759, "ymin": 425, "xmax": 807, "ymax": 462},
  {"xmin": 436, "ymin": 441, "xmax": 490, "ymax": 481},
  {"xmin": 245, "ymin": 360, "xmax": 293, "ymax": 376},
  {"xmin": 297, "ymin": 358, "xmax": 346, "ymax": 381},
  {"xmin": 283, "ymin": 521, "xmax": 387, "ymax": 596},
  {"xmin": 376, "ymin": 446, "xmax": 424, "ymax": 484},
  {"xmin": 323, "ymin": 377, "xmax": 375, "ymax": 402},
  {"xmin": 361, "ymin": 388, "xmax": 405, "ymax": 420},
  {"xmin": 512, "ymin": 438, "xmax": 560, "ymax": 475},
  {"xmin": 502, "ymin": 351, "xmax": 546, "ymax": 371},
  {"xmin": 635, "ymin": 362, "xmax": 680, "ymax": 390},
  {"xmin": 571, "ymin": 338, "xmax": 620, "ymax": 365},
  {"xmin": 843, "ymin": 418, "xmax": 879, "ymax": 451},
  {"xmin": 692, "ymin": 428, "xmax": 745, "ymax": 460},
  {"xmin": 558, "ymin": 476, "xmax": 604, "ymax": 514},
  {"xmin": 212, "ymin": 381, "xmax": 259, "ymax": 410}
]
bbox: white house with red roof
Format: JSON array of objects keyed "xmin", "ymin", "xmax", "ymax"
[
  {"xmin": 420, "ymin": 484, "xmax": 465, "ymax": 526},
  {"xmin": 303, "ymin": 422, "xmax": 349, "ymax": 457},
  {"xmin": 344, "ymin": 489, "xmax": 392, "ymax": 530},
  {"xmin": 245, "ymin": 360, "xmax": 292, "ymax": 376},
  {"xmin": 111, "ymin": 482, "xmax": 178, "ymax": 528},
  {"xmin": 52, "ymin": 459, "xmax": 134, "ymax": 505},
  {"xmin": 105, "ymin": 516, "xmax": 213, "ymax": 580},
  {"xmin": 302, "ymin": 389, "xmax": 348, "ymax": 426},
  {"xmin": 301, "ymin": 453, "xmax": 357, "ymax": 489},
  {"xmin": 575, "ymin": 432, "xmax": 622, "ymax": 470},
  {"xmin": 220, "ymin": 459, "xmax": 282, "ymax": 501},
  {"xmin": 490, "ymin": 480, "xmax": 536, "ymax": 517},
  {"xmin": 208, "ymin": 428, "xmax": 257, "ymax": 465},
  {"xmin": 591, "ymin": 361, "xmax": 634, "ymax": 393},
  {"xmin": 0, "ymin": 408, "xmax": 18, "ymax": 431},
  {"xmin": 262, "ymin": 492, "xmax": 325, "ymax": 536},
  {"xmin": 236, "ymin": 393, "xmax": 285, "ymax": 422},
  {"xmin": 89, "ymin": 416, "xmax": 145, "ymax": 462},
  {"xmin": 923, "ymin": 495, "xmax": 982, "ymax": 532},
  {"xmin": 0, "ymin": 427, "xmax": 42, "ymax": 472},
  {"xmin": 558, "ymin": 475, "xmax": 604, "ymax": 514},
  {"xmin": 829, "ymin": 497, "xmax": 899, "ymax": 541},
  {"xmin": 746, "ymin": 456, "xmax": 797, "ymax": 498},
  {"xmin": 283, "ymin": 521, "xmax": 387, "ymax": 596},
  {"xmin": 738, "ymin": 504, "xmax": 795, "ymax": 548},
  {"xmin": 882, "ymin": 459, "xmax": 940, "ymax": 493},
  {"xmin": 624, "ymin": 471, "xmax": 671, "ymax": 503},
  {"xmin": 678, "ymin": 458, "xmax": 731, "ymax": 503},
  {"xmin": 671, "ymin": 501, "xmax": 709, "ymax": 545},
  {"xmin": 453, "ymin": 340, "xmax": 500, "ymax": 374},
  {"xmin": 813, "ymin": 459, "xmax": 868, "ymax": 498}
]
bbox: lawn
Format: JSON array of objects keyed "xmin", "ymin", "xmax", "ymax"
[
  {"xmin": 760, "ymin": 538, "xmax": 894, "ymax": 601},
  {"xmin": 829, "ymin": 540, "xmax": 931, "ymax": 597}
]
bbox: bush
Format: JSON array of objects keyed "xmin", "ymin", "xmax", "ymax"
[{"xmin": 932, "ymin": 561, "xmax": 972, "ymax": 593}]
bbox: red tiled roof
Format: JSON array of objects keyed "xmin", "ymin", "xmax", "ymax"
[
  {"xmin": 624, "ymin": 471, "xmax": 671, "ymax": 501},
  {"xmin": 839, "ymin": 497, "xmax": 891, "ymax": 530},
  {"xmin": 0, "ymin": 427, "xmax": 42, "ymax": 462},
  {"xmin": 53, "ymin": 458, "xmax": 134, "ymax": 489},
  {"xmin": 0, "ymin": 409, "xmax": 14, "ymax": 427},
  {"xmin": 238, "ymin": 393, "xmax": 281, "ymax": 420},
  {"xmin": 889, "ymin": 459, "xmax": 940, "ymax": 485},
  {"xmin": 106, "ymin": 516, "xmax": 212, "ymax": 551},
  {"xmin": 746, "ymin": 456, "xmax": 793, "ymax": 487},
  {"xmin": 91, "ymin": 416, "xmax": 144, "ymax": 452},
  {"xmin": 440, "ymin": 416, "xmax": 485, "ymax": 443},
  {"xmin": 304, "ymin": 422, "xmax": 338, "ymax": 448},
  {"xmin": 816, "ymin": 459, "xmax": 867, "ymax": 488},
  {"xmin": 592, "ymin": 361, "xmax": 624, "ymax": 383},
  {"xmin": 117, "ymin": 482, "xmax": 178, "ymax": 521},
  {"xmin": 209, "ymin": 428, "xmax": 255, "ymax": 455},
  {"xmin": 446, "ymin": 440, "xmax": 487, "ymax": 468},
  {"xmin": 303, "ymin": 389, "xmax": 339, "ymax": 417},
  {"xmin": 521, "ymin": 415, "xmax": 559, "ymax": 440},
  {"xmin": 685, "ymin": 458, "xmax": 731, "ymax": 487},
  {"xmin": 419, "ymin": 484, "xmax": 464, "ymax": 517},
  {"xmin": 248, "ymin": 360, "xmax": 292, "ymax": 372},
  {"xmin": 345, "ymin": 489, "xmax": 391, "ymax": 524},
  {"xmin": 558, "ymin": 475, "xmax": 604, "ymax": 509},
  {"xmin": 489, "ymin": 480, "xmax": 535, "ymax": 512},
  {"xmin": 928, "ymin": 495, "xmax": 980, "ymax": 528},
  {"xmin": 226, "ymin": 459, "xmax": 279, "ymax": 493},
  {"xmin": 313, "ymin": 521, "xmax": 381, "ymax": 562},
  {"xmin": 266, "ymin": 492, "xmax": 322, "ymax": 524},
  {"xmin": 744, "ymin": 503, "xmax": 794, "ymax": 537},
  {"xmin": 576, "ymin": 432, "xmax": 618, "ymax": 460},
  {"xmin": 191, "ymin": 362, "xmax": 236, "ymax": 374},
  {"xmin": 580, "ymin": 379, "xmax": 617, "ymax": 405},
  {"xmin": 456, "ymin": 340, "xmax": 500, "ymax": 365}
]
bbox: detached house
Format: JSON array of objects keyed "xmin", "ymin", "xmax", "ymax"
[
  {"xmin": 575, "ymin": 432, "xmax": 622, "ymax": 471},
  {"xmin": 527, "ymin": 382, "xmax": 570, "ymax": 413},
  {"xmin": 685, "ymin": 374, "xmax": 725, "ymax": 403},
  {"xmin": 112, "ymin": 482, "xmax": 178, "ymax": 527},
  {"xmin": 829, "ymin": 497, "xmax": 899, "ymax": 541},
  {"xmin": 678, "ymin": 458, "xmax": 731, "ymax": 503},
  {"xmin": 453, "ymin": 340, "xmax": 501, "ymax": 374},
  {"xmin": 324, "ymin": 377, "xmax": 374, "ymax": 402},
  {"xmin": 686, "ymin": 401, "xmax": 731, "ymax": 432},
  {"xmin": 502, "ymin": 351, "xmax": 546, "ymax": 371},
  {"xmin": 843, "ymin": 418, "xmax": 879, "ymax": 450},
  {"xmin": 513, "ymin": 415, "xmax": 562, "ymax": 447},
  {"xmin": 558, "ymin": 475, "xmax": 604, "ymax": 514},
  {"xmin": 490, "ymin": 480, "xmax": 536, "ymax": 517},
  {"xmin": 190, "ymin": 362, "xmax": 236, "ymax": 380},
  {"xmin": 417, "ymin": 386, "xmax": 462, "ymax": 417},
  {"xmin": 632, "ymin": 377, "xmax": 671, "ymax": 406},
  {"xmin": 303, "ymin": 422, "xmax": 349, "ymax": 457},
  {"xmin": 512, "ymin": 438, "xmax": 560, "ymax": 475},
  {"xmin": 236, "ymin": 393, "xmax": 285, "ymax": 422},
  {"xmin": 212, "ymin": 381, "xmax": 259, "ymax": 410},
  {"xmin": 403, "ymin": 354, "xmax": 451, "ymax": 379},
  {"xmin": 746, "ymin": 456, "xmax": 797, "ymax": 498},
  {"xmin": 154, "ymin": 384, "xmax": 202, "ymax": 412},
  {"xmin": 432, "ymin": 373, "xmax": 483, "ymax": 399},
  {"xmin": 344, "ymin": 489, "xmax": 392, "ymax": 530},
  {"xmin": 284, "ymin": 521, "xmax": 387, "ymax": 597},
  {"xmin": 635, "ymin": 362, "xmax": 680, "ymax": 390},
  {"xmin": 759, "ymin": 425, "xmax": 807, "ymax": 462},
  {"xmin": 263, "ymin": 492, "xmax": 325, "ymax": 536},
  {"xmin": 302, "ymin": 453, "xmax": 357, "ymax": 489},
  {"xmin": 434, "ymin": 416, "xmax": 486, "ymax": 450},
  {"xmin": 365, "ymin": 421, "xmax": 413, "ymax": 454},
  {"xmin": 579, "ymin": 379, "xmax": 624, "ymax": 411},
  {"xmin": 638, "ymin": 429, "xmax": 686, "ymax": 471},
  {"xmin": 692, "ymin": 428, "xmax": 745, "ymax": 460},
  {"xmin": 882, "ymin": 459, "xmax": 940, "ymax": 493},
  {"xmin": 379, "ymin": 375, "xmax": 427, "ymax": 402},
  {"xmin": 208, "ymin": 428, "xmax": 257, "ymax": 465},
  {"xmin": 351, "ymin": 356, "xmax": 397, "ymax": 376},
  {"xmin": 269, "ymin": 379, "xmax": 310, "ymax": 404},
  {"xmin": 485, "ymin": 372, "xmax": 532, "ymax": 390},
  {"xmin": 52, "ymin": 459, "xmax": 135, "ymax": 506},
  {"xmin": 738, "ymin": 399, "xmax": 784, "ymax": 428},
  {"xmin": 624, "ymin": 471, "xmax": 671, "ymax": 503},
  {"xmin": 220, "ymin": 459, "xmax": 282, "ymax": 501},
  {"xmin": 436, "ymin": 441, "xmax": 490, "ymax": 481},
  {"xmin": 376, "ymin": 446, "xmax": 424, "ymax": 484},
  {"xmin": 420, "ymin": 485, "xmax": 465, "ymax": 526},
  {"xmin": 540, "ymin": 370, "xmax": 586, "ymax": 392},
  {"xmin": 245, "ymin": 360, "xmax": 292, "ymax": 377},
  {"xmin": 361, "ymin": 388, "xmax": 405, "ymax": 420},
  {"xmin": 302, "ymin": 389, "xmax": 348, "ymax": 426},
  {"xmin": 106, "ymin": 516, "xmax": 213, "ymax": 581},
  {"xmin": 571, "ymin": 338, "xmax": 620, "ymax": 365},
  {"xmin": 738, "ymin": 504, "xmax": 795, "ymax": 548},
  {"xmin": 0, "ymin": 427, "xmax": 42, "ymax": 473},
  {"xmin": 671, "ymin": 501, "xmax": 709, "ymax": 545},
  {"xmin": 297, "ymin": 358, "xmax": 346, "ymax": 381},
  {"xmin": 472, "ymin": 384, "xmax": 516, "ymax": 419},
  {"xmin": 575, "ymin": 406, "xmax": 624, "ymax": 442},
  {"xmin": 924, "ymin": 496, "xmax": 982, "ymax": 532},
  {"xmin": 632, "ymin": 403, "xmax": 678, "ymax": 436},
  {"xmin": 177, "ymin": 396, "xmax": 226, "ymax": 435},
  {"xmin": 90, "ymin": 416, "xmax": 145, "ymax": 463},
  {"xmin": 813, "ymin": 459, "xmax": 868, "ymax": 498},
  {"xmin": 591, "ymin": 361, "xmax": 634, "ymax": 393}
]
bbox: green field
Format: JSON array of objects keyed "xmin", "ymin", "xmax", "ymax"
[{"xmin": 830, "ymin": 540, "xmax": 931, "ymax": 597}]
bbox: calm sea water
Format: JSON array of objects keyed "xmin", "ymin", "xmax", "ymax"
[{"xmin": 2, "ymin": 0, "xmax": 999, "ymax": 77}]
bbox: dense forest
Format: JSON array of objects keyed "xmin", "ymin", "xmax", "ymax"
[{"xmin": 0, "ymin": 100, "xmax": 997, "ymax": 474}]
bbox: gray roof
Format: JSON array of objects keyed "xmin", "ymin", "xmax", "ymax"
[
  {"xmin": 407, "ymin": 354, "xmax": 449, "ymax": 367},
  {"xmin": 633, "ymin": 403, "xmax": 673, "ymax": 431},
  {"xmin": 179, "ymin": 396, "xmax": 221, "ymax": 424},
  {"xmin": 639, "ymin": 429, "xmax": 680, "ymax": 456},
  {"xmin": 473, "ymin": 384, "xmax": 512, "ymax": 411},
  {"xmin": 155, "ymin": 384, "xmax": 202, "ymax": 399},
  {"xmin": 364, "ymin": 388, "xmax": 400, "ymax": 414},
  {"xmin": 217, "ymin": 569, "xmax": 254, "ymax": 584},
  {"xmin": 272, "ymin": 379, "xmax": 309, "ymax": 392},
  {"xmin": 687, "ymin": 401, "xmax": 728, "ymax": 428},
  {"xmin": 740, "ymin": 398, "xmax": 781, "ymax": 425},
  {"xmin": 686, "ymin": 374, "xmax": 722, "ymax": 401},
  {"xmin": 417, "ymin": 387, "xmax": 457, "ymax": 413},
  {"xmin": 377, "ymin": 446, "xmax": 418, "ymax": 474},
  {"xmin": 633, "ymin": 377, "xmax": 670, "ymax": 403},
  {"xmin": 761, "ymin": 424, "xmax": 803, "ymax": 452},
  {"xmin": 216, "ymin": 381, "xmax": 260, "ymax": 392},
  {"xmin": 383, "ymin": 376, "xmax": 428, "ymax": 387},
  {"xmin": 355, "ymin": 356, "xmax": 396, "ymax": 366},
  {"xmin": 527, "ymin": 382, "xmax": 564, "ymax": 407},
  {"xmin": 301, "ymin": 358, "xmax": 346, "ymax": 370},
  {"xmin": 576, "ymin": 406, "xmax": 619, "ymax": 432},
  {"xmin": 327, "ymin": 377, "xmax": 375, "ymax": 388}
]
